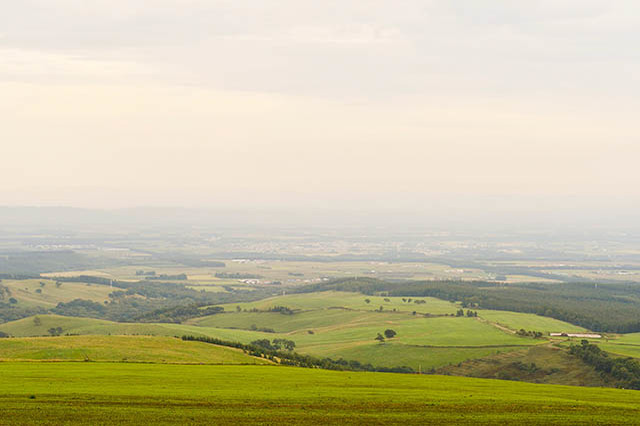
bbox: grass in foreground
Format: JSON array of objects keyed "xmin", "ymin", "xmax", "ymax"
[{"xmin": 1, "ymin": 363, "xmax": 640, "ymax": 424}]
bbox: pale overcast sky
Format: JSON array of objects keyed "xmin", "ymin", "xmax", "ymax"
[{"xmin": 2, "ymin": 1, "xmax": 639, "ymax": 219}]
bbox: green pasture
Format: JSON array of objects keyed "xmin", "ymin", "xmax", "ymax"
[
  {"xmin": 0, "ymin": 335, "xmax": 267, "ymax": 364},
  {"xmin": 218, "ymin": 291, "xmax": 459, "ymax": 314}
]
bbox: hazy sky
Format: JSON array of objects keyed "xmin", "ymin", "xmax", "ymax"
[{"xmin": 2, "ymin": 1, "xmax": 639, "ymax": 218}]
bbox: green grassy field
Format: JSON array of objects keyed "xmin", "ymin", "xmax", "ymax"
[
  {"xmin": 0, "ymin": 335, "xmax": 269, "ymax": 364},
  {"xmin": 1, "ymin": 362, "xmax": 640, "ymax": 424}
]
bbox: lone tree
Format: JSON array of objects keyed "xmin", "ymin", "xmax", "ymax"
[
  {"xmin": 364, "ymin": 298, "xmax": 371, "ymax": 304},
  {"xmin": 375, "ymin": 333, "xmax": 385, "ymax": 343},
  {"xmin": 384, "ymin": 329, "xmax": 397, "ymax": 339}
]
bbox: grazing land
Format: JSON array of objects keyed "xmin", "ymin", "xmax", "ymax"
[
  {"xmin": 0, "ymin": 335, "xmax": 268, "ymax": 364},
  {"xmin": 1, "ymin": 362, "xmax": 640, "ymax": 425}
]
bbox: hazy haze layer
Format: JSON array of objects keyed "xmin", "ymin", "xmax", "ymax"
[{"xmin": 2, "ymin": 1, "xmax": 639, "ymax": 224}]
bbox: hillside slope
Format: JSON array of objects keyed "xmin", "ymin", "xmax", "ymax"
[{"xmin": 0, "ymin": 335, "xmax": 269, "ymax": 364}]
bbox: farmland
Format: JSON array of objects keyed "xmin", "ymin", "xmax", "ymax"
[
  {"xmin": 1, "ymin": 362, "xmax": 640, "ymax": 424},
  {"xmin": 0, "ymin": 287, "xmax": 586, "ymax": 371}
]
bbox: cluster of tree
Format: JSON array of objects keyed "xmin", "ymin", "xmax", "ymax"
[
  {"xmin": 53, "ymin": 299, "xmax": 107, "ymax": 317},
  {"xmin": 147, "ymin": 273, "xmax": 188, "ymax": 281},
  {"xmin": 516, "ymin": 329, "xmax": 544, "ymax": 338},
  {"xmin": 215, "ymin": 272, "xmax": 263, "ymax": 279},
  {"xmin": 570, "ymin": 340, "xmax": 640, "ymax": 390},
  {"xmin": 48, "ymin": 326, "xmax": 63, "ymax": 336},
  {"xmin": 53, "ymin": 275, "xmax": 128, "ymax": 288},
  {"xmin": 135, "ymin": 270, "xmax": 156, "ymax": 276},
  {"xmin": 455, "ymin": 309, "xmax": 478, "ymax": 317},
  {"xmin": 299, "ymin": 278, "xmax": 640, "ymax": 333},
  {"xmin": 250, "ymin": 338, "xmax": 296, "ymax": 351},
  {"xmin": 0, "ymin": 331, "xmax": 9, "ymax": 338},
  {"xmin": 400, "ymin": 298, "xmax": 426, "ymax": 304},
  {"xmin": 182, "ymin": 335, "xmax": 414, "ymax": 373},
  {"xmin": 266, "ymin": 306, "xmax": 295, "ymax": 315},
  {"xmin": 375, "ymin": 329, "xmax": 397, "ymax": 342}
]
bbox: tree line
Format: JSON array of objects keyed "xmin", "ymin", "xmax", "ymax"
[{"xmin": 569, "ymin": 341, "xmax": 640, "ymax": 390}]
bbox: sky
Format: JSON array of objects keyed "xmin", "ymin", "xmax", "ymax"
[{"xmin": 2, "ymin": 1, "xmax": 639, "ymax": 224}]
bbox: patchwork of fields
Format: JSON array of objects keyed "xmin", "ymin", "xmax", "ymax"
[{"xmin": 0, "ymin": 290, "xmax": 590, "ymax": 370}]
